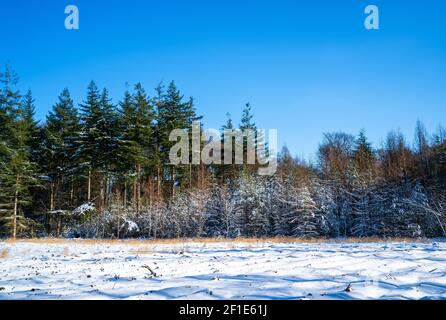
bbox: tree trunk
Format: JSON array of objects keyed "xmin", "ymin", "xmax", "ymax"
[
  {"xmin": 157, "ymin": 166, "xmax": 161, "ymax": 199},
  {"xmin": 172, "ymin": 167, "xmax": 176, "ymax": 197},
  {"xmin": 133, "ymin": 176, "xmax": 137, "ymax": 210},
  {"xmin": 147, "ymin": 178, "xmax": 152, "ymax": 206},
  {"xmin": 50, "ymin": 182, "xmax": 55, "ymax": 211},
  {"xmin": 117, "ymin": 191, "xmax": 121, "ymax": 239},
  {"xmin": 57, "ymin": 216, "xmax": 62, "ymax": 237},
  {"xmin": 199, "ymin": 163, "xmax": 205, "ymax": 189},
  {"xmin": 70, "ymin": 185, "xmax": 74, "ymax": 207},
  {"xmin": 189, "ymin": 163, "xmax": 192, "ymax": 189},
  {"xmin": 12, "ymin": 175, "xmax": 19, "ymax": 239},
  {"xmin": 87, "ymin": 169, "xmax": 91, "ymax": 202},
  {"xmin": 99, "ymin": 177, "xmax": 105, "ymax": 213},
  {"xmin": 136, "ymin": 163, "xmax": 141, "ymax": 214},
  {"xmin": 124, "ymin": 182, "xmax": 127, "ymax": 208}
]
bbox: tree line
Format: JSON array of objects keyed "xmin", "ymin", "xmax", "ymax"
[{"xmin": 0, "ymin": 64, "xmax": 445, "ymax": 239}]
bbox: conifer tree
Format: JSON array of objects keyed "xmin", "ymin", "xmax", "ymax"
[
  {"xmin": 96, "ymin": 88, "xmax": 119, "ymax": 211},
  {"xmin": 21, "ymin": 90, "xmax": 41, "ymax": 163},
  {"xmin": 79, "ymin": 81, "xmax": 102, "ymax": 203},
  {"xmin": 216, "ymin": 113, "xmax": 237, "ymax": 183},
  {"xmin": 0, "ymin": 67, "xmax": 39, "ymax": 238},
  {"xmin": 289, "ymin": 185, "xmax": 319, "ymax": 238},
  {"xmin": 353, "ymin": 129, "xmax": 375, "ymax": 175},
  {"xmin": 351, "ymin": 130, "xmax": 376, "ymax": 237},
  {"xmin": 156, "ymin": 81, "xmax": 201, "ymax": 196},
  {"xmin": 119, "ymin": 83, "xmax": 154, "ymax": 212},
  {"xmin": 79, "ymin": 83, "xmax": 119, "ymax": 211},
  {"xmin": 42, "ymin": 88, "xmax": 81, "ymax": 213},
  {"xmin": 239, "ymin": 103, "xmax": 258, "ymax": 173}
]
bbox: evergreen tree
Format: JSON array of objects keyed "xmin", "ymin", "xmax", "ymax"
[
  {"xmin": 21, "ymin": 90, "xmax": 41, "ymax": 163},
  {"xmin": 0, "ymin": 65, "xmax": 20, "ymax": 157},
  {"xmin": 42, "ymin": 88, "xmax": 81, "ymax": 213},
  {"xmin": 79, "ymin": 81, "xmax": 102, "ymax": 202},
  {"xmin": 289, "ymin": 185, "xmax": 319, "ymax": 238},
  {"xmin": 233, "ymin": 174, "xmax": 270, "ymax": 237},
  {"xmin": 97, "ymin": 88, "xmax": 119, "ymax": 211},
  {"xmin": 119, "ymin": 83, "xmax": 154, "ymax": 211},
  {"xmin": 204, "ymin": 184, "xmax": 233, "ymax": 237},
  {"xmin": 156, "ymin": 81, "xmax": 201, "ymax": 196},
  {"xmin": 351, "ymin": 130, "xmax": 376, "ymax": 237},
  {"xmin": 0, "ymin": 67, "xmax": 39, "ymax": 238},
  {"xmin": 239, "ymin": 103, "xmax": 259, "ymax": 172},
  {"xmin": 216, "ymin": 113, "xmax": 237, "ymax": 183},
  {"xmin": 79, "ymin": 82, "xmax": 119, "ymax": 209},
  {"xmin": 353, "ymin": 129, "xmax": 374, "ymax": 174},
  {"xmin": 239, "ymin": 103, "xmax": 256, "ymax": 132}
]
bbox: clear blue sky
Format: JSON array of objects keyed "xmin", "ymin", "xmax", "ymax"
[{"xmin": 1, "ymin": 0, "xmax": 445, "ymax": 160}]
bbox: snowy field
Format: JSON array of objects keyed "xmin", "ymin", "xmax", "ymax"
[{"xmin": 1, "ymin": 239, "xmax": 446, "ymax": 300}]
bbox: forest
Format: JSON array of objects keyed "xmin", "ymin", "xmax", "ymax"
[{"xmin": 1, "ymin": 64, "xmax": 445, "ymax": 239}]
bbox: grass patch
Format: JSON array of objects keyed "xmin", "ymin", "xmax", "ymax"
[{"xmin": 0, "ymin": 248, "xmax": 9, "ymax": 259}]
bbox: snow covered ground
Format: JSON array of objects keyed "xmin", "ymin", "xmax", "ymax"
[{"xmin": 1, "ymin": 240, "xmax": 446, "ymax": 300}]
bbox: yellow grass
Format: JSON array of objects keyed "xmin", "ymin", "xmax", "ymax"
[
  {"xmin": 0, "ymin": 248, "xmax": 9, "ymax": 259},
  {"xmin": 131, "ymin": 246, "xmax": 154, "ymax": 255},
  {"xmin": 1, "ymin": 236, "xmax": 430, "ymax": 246}
]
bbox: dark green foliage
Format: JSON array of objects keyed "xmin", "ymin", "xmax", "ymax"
[
  {"xmin": 41, "ymin": 88, "xmax": 81, "ymax": 210},
  {"xmin": 0, "ymin": 67, "xmax": 40, "ymax": 237}
]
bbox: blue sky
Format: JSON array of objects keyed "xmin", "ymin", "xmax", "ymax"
[{"xmin": 1, "ymin": 0, "xmax": 445, "ymax": 160}]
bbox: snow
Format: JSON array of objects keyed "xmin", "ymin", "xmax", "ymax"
[
  {"xmin": 72, "ymin": 203, "xmax": 96, "ymax": 215},
  {"xmin": 1, "ymin": 240, "xmax": 446, "ymax": 300},
  {"xmin": 121, "ymin": 220, "xmax": 140, "ymax": 233}
]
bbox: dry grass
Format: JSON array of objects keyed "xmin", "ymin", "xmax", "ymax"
[
  {"xmin": 131, "ymin": 246, "xmax": 154, "ymax": 255},
  {"xmin": 0, "ymin": 248, "xmax": 9, "ymax": 259},
  {"xmin": 1, "ymin": 236, "xmax": 431, "ymax": 246}
]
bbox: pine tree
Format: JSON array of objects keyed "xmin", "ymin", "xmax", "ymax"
[
  {"xmin": 239, "ymin": 103, "xmax": 258, "ymax": 173},
  {"xmin": 79, "ymin": 81, "xmax": 102, "ymax": 202},
  {"xmin": 21, "ymin": 90, "xmax": 41, "ymax": 163},
  {"xmin": 285, "ymin": 184, "xmax": 319, "ymax": 238},
  {"xmin": 156, "ymin": 81, "xmax": 201, "ymax": 196},
  {"xmin": 204, "ymin": 184, "xmax": 233, "ymax": 237},
  {"xmin": 216, "ymin": 113, "xmax": 237, "ymax": 183},
  {"xmin": 353, "ymin": 129, "xmax": 375, "ymax": 175},
  {"xmin": 275, "ymin": 178, "xmax": 320, "ymax": 238},
  {"xmin": 0, "ymin": 65, "xmax": 20, "ymax": 156},
  {"xmin": 96, "ymin": 88, "xmax": 119, "ymax": 211},
  {"xmin": 351, "ymin": 130, "xmax": 376, "ymax": 237},
  {"xmin": 232, "ymin": 174, "xmax": 270, "ymax": 237},
  {"xmin": 79, "ymin": 82, "xmax": 119, "ymax": 210},
  {"xmin": 118, "ymin": 83, "xmax": 154, "ymax": 212},
  {"xmin": 239, "ymin": 103, "xmax": 256, "ymax": 132},
  {"xmin": 42, "ymin": 88, "xmax": 81, "ymax": 214},
  {"xmin": 0, "ymin": 67, "xmax": 39, "ymax": 238}
]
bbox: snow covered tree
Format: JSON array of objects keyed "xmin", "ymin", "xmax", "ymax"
[
  {"xmin": 204, "ymin": 184, "xmax": 234, "ymax": 237},
  {"xmin": 275, "ymin": 178, "xmax": 321, "ymax": 238},
  {"xmin": 232, "ymin": 174, "xmax": 270, "ymax": 237},
  {"xmin": 351, "ymin": 130, "xmax": 378, "ymax": 237},
  {"xmin": 290, "ymin": 185, "xmax": 319, "ymax": 237},
  {"xmin": 312, "ymin": 178, "xmax": 337, "ymax": 236}
]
